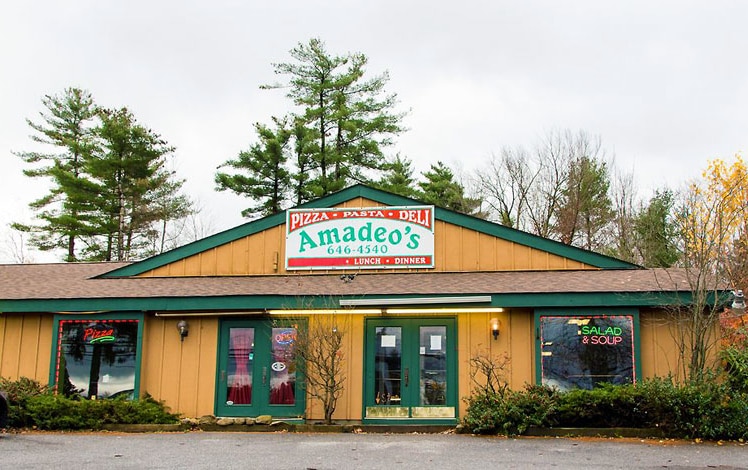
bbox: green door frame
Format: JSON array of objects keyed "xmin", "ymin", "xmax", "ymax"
[
  {"xmin": 215, "ymin": 318, "xmax": 306, "ymax": 418},
  {"xmin": 363, "ymin": 317, "xmax": 458, "ymax": 424}
]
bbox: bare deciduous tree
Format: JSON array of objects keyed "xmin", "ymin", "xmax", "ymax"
[
  {"xmin": 607, "ymin": 167, "xmax": 638, "ymax": 262},
  {"xmin": 477, "ymin": 147, "xmax": 538, "ymax": 229},
  {"xmin": 468, "ymin": 349, "xmax": 510, "ymax": 396},
  {"xmin": 4, "ymin": 227, "xmax": 34, "ymax": 264},
  {"xmin": 476, "ymin": 129, "xmax": 615, "ymax": 247},
  {"xmin": 527, "ymin": 130, "xmax": 574, "ymax": 238},
  {"xmin": 670, "ymin": 175, "xmax": 744, "ymax": 381},
  {"xmin": 286, "ymin": 313, "xmax": 349, "ymax": 425}
]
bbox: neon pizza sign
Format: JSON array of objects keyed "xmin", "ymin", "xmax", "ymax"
[{"xmin": 83, "ymin": 324, "xmax": 116, "ymax": 344}]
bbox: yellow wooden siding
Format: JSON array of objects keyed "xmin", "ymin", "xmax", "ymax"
[
  {"xmin": 139, "ymin": 197, "xmax": 593, "ymax": 277},
  {"xmin": 508, "ymin": 311, "xmax": 535, "ymax": 387},
  {"xmin": 140, "ymin": 316, "xmax": 219, "ymax": 417},
  {"xmin": 339, "ymin": 313, "xmax": 364, "ymax": 421},
  {"xmin": 302, "ymin": 313, "xmax": 365, "ymax": 422},
  {"xmin": 0, "ymin": 313, "xmax": 52, "ymax": 383},
  {"xmin": 638, "ymin": 309, "xmax": 720, "ymax": 382},
  {"xmin": 453, "ymin": 309, "xmax": 535, "ymax": 417},
  {"xmin": 0, "ymin": 307, "xmax": 704, "ymax": 421}
]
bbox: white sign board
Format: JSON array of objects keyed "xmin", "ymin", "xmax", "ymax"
[{"xmin": 286, "ymin": 206, "xmax": 435, "ymax": 270}]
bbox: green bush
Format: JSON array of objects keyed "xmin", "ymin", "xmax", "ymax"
[
  {"xmin": 22, "ymin": 393, "xmax": 181, "ymax": 430},
  {"xmin": 462, "ymin": 384, "xmax": 558, "ymax": 435},
  {"xmin": 0, "ymin": 376, "xmax": 49, "ymax": 428},
  {"xmin": 553, "ymin": 381, "xmax": 669, "ymax": 429},
  {"xmin": 462, "ymin": 377, "xmax": 748, "ymax": 440},
  {"xmin": 1, "ymin": 377, "xmax": 180, "ymax": 430},
  {"xmin": 665, "ymin": 379, "xmax": 748, "ymax": 440},
  {"xmin": 721, "ymin": 345, "xmax": 748, "ymax": 394}
]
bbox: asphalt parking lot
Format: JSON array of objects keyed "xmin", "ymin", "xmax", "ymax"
[{"xmin": 1, "ymin": 431, "xmax": 746, "ymax": 470}]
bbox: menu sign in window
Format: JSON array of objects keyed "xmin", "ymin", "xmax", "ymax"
[
  {"xmin": 286, "ymin": 206, "xmax": 435, "ymax": 270},
  {"xmin": 539, "ymin": 315, "xmax": 635, "ymax": 391}
]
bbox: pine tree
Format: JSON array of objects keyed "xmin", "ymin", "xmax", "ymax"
[
  {"xmin": 87, "ymin": 107, "xmax": 180, "ymax": 261},
  {"xmin": 376, "ymin": 154, "xmax": 419, "ymax": 198},
  {"xmin": 215, "ymin": 118, "xmax": 292, "ymax": 217},
  {"xmin": 555, "ymin": 155, "xmax": 613, "ymax": 250},
  {"xmin": 419, "ymin": 161, "xmax": 482, "ymax": 215},
  {"xmin": 262, "ymin": 38, "xmax": 405, "ymax": 199},
  {"xmin": 13, "ymin": 88, "xmax": 100, "ymax": 261},
  {"xmin": 633, "ymin": 190, "xmax": 679, "ymax": 267},
  {"xmin": 16, "ymin": 90, "xmax": 194, "ymax": 262}
]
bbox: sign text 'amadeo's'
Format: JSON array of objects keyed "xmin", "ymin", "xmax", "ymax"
[{"xmin": 286, "ymin": 206, "xmax": 435, "ymax": 270}]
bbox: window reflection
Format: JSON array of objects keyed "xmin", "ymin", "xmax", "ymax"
[
  {"xmin": 540, "ymin": 315, "xmax": 635, "ymax": 390},
  {"xmin": 374, "ymin": 327, "xmax": 402, "ymax": 405},
  {"xmin": 419, "ymin": 326, "xmax": 446, "ymax": 405},
  {"xmin": 56, "ymin": 319, "xmax": 139, "ymax": 399}
]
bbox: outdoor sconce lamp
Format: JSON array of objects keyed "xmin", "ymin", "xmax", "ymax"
[
  {"xmin": 490, "ymin": 318, "xmax": 501, "ymax": 340},
  {"xmin": 732, "ymin": 290, "xmax": 745, "ymax": 311},
  {"xmin": 177, "ymin": 320, "xmax": 189, "ymax": 342}
]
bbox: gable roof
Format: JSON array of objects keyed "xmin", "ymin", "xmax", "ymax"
[{"xmin": 102, "ymin": 184, "xmax": 638, "ymax": 278}]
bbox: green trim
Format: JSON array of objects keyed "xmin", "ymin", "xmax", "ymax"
[
  {"xmin": 533, "ymin": 308, "xmax": 641, "ymax": 387},
  {"xmin": 101, "ymin": 212, "xmax": 287, "ymax": 277},
  {"xmin": 48, "ymin": 312, "xmax": 144, "ymax": 399},
  {"xmin": 100, "ymin": 184, "xmax": 637, "ymax": 278},
  {"xmin": 363, "ymin": 317, "xmax": 458, "ymax": 422},
  {"xmin": 215, "ymin": 318, "xmax": 307, "ymax": 418},
  {"xmin": 0, "ymin": 290, "xmax": 706, "ymax": 314}
]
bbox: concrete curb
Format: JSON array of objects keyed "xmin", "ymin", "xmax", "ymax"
[
  {"xmin": 101, "ymin": 424, "xmax": 189, "ymax": 433},
  {"xmin": 101, "ymin": 422, "xmax": 457, "ymax": 434},
  {"xmin": 524, "ymin": 427, "xmax": 666, "ymax": 438},
  {"xmin": 91, "ymin": 423, "xmax": 666, "ymax": 438}
]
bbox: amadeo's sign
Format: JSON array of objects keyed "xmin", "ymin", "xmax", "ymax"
[{"xmin": 285, "ymin": 206, "xmax": 435, "ymax": 270}]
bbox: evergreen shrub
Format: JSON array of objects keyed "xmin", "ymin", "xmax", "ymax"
[
  {"xmin": 0, "ymin": 377, "xmax": 180, "ymax": 430},
  {"xmin": 462, "ymin": 377, "xmax": 748, "ymax": 440}
]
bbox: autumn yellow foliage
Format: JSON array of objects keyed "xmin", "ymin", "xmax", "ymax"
[{"xmin": 680, "ymin": 155, "xmax": 748, "ymax": 273}]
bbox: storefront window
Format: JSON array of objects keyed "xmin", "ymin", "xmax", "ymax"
[
  {"xmin": 539, "ymin": 314, "xmax": 636, "ymax": 391},
  {"xmin": 54, "ymin": 318, "xmax": 141, "ymax": 399}
]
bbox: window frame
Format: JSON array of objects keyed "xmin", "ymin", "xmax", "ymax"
[
  {"xmin": 48, "ymin": 312, "xmax": 145, "ymax": 399},
  {"xmin": 534, "ymin": 308, "xmax": 642, "ymax": 390}
]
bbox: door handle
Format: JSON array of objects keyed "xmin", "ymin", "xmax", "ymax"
[
  {"xmin": 404, "ymin": 367, "xmax": 409, "ymax": 387},
  {"xmin": 262, "ymin": 366, "xmax": 268, "ymax": 385},
  {"xmin": 220, "ymin": 370, "xmax": 226, "ymax": 382}
]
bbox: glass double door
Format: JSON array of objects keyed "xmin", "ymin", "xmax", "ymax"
[
  {"xmin": 364, "ymin": 318, "xmax": 456, "ymax": 420},
  {"xmin": 215, "ymin": 319, "xmax": 304, "ymax": 418}
]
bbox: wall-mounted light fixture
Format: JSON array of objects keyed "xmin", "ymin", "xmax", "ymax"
[
  {"xmin": 176, "ymin": 320, "xmax": 189, "ymax": 342},
  {"xmin": 490, "ymin": 318, "xmax": 501, "ymax": 340},
  {"xmin": 732, "ymin": 290, "xmax": 746, "ymax": 312}
]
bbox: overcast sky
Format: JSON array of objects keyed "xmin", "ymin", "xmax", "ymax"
[{"xmin": 2, "ymin": 1, "xmax": 747, "ymax": 263}]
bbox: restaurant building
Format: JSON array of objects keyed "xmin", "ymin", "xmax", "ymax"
[{"xmin": 0, "ymin": 185, "xmax": 703, "ymax": 424}]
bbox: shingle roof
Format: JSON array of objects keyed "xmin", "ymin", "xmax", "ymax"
[{"xmin": 0, "ymin": 262, "xmax": 696, "ymax": 302}]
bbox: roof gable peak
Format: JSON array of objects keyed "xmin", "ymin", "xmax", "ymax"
[{"xmin": 101, "ymin": 184, "xmax": 637, "ymax": 277}]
